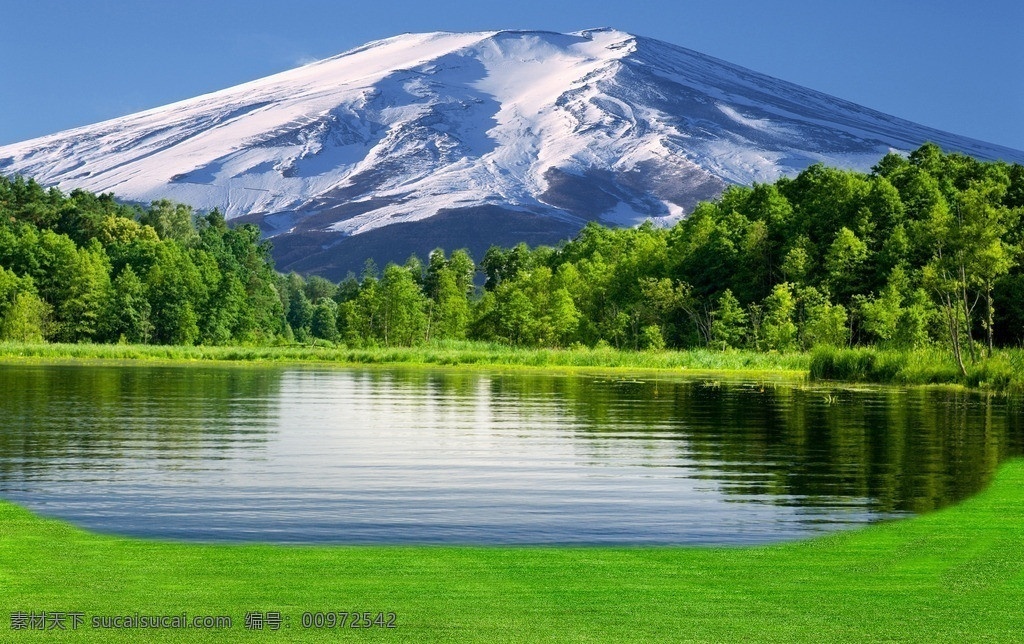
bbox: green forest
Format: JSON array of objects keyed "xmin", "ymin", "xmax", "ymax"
[{"xmin": 2, "ymin": 143, "xmax": 1023, "ymax": 375}]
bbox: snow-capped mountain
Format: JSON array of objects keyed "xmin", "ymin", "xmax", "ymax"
[{"xmin": 2, "ymin": 29, "xmax": 1022, "ymax": 277}]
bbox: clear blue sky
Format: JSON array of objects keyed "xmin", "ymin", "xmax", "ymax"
[{"xmin": 2, "ymin": 0, "xmax": 1022, "ymax": 151}]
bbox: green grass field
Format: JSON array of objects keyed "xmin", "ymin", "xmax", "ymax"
[{"xmin": 2, "ymin": 459, "xmax": 1022, "ymax": 642}]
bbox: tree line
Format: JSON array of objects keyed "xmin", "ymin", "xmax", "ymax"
[
  {"xmin": 2, "ymin": 144, "xmax": 1023, "ymax": 372},
  {"xmin": 0, "ymin": 179, "xmax": 285, "ymax": 345}
]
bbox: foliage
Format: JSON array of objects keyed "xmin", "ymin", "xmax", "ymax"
[
  {"xmin": 3, "ymin": 144, "xmax": 1022, "ymax": 366},
  {"xmin": 808, "ymin": 345, "xmax": 1024, "ymax": 390},
  {"xmin": 0, "ymin": 176, "xmax": 285, "ymax": 346},
  {"xmin": 710, "ymin": 289, "xmax": 747, "ymax": 349}
]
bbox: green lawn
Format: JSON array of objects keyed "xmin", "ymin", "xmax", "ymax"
[{"xmin": 2, "ymin": 460, "xmax": 1023, "ymax": 642}]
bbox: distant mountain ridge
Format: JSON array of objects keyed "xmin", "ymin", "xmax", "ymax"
[{"xmin": 2, "ymin": 28, "xmax": 1022, "ymax": 278}]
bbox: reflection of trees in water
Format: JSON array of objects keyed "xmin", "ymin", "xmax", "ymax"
[
  {"xmin": 0, "ymin": 364, "xmax": 282, "ymax": 481},
  {"xmin": 2, "ymin": 365, "xmax": 1020, "ymax": 514},
  {"xmin": 697, "ymin": 384, "xmax": 1013, "ymax": 512},
  {"xmin": 319, "ymin": 367, "xmax": 481, "ymax": 400},
  {"xmin": 441, "ymin": 373, "xmax": 1021, "ymax": 514},
  {"xmin": 331, "ymin": 368, "xmax": 569, "ymax": 428},
  {"xmin": 362, "ymin": 369, "xmax": 1023, "ymax": 513}
]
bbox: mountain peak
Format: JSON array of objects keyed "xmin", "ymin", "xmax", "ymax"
[{"xmin": 2, "ymin": 29, "xmax": 1022, "ymax": 278}]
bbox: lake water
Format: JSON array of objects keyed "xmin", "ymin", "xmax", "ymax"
[{"xmin": 0, "ymin": 364, "xmax": 1020, "ymax": 545}]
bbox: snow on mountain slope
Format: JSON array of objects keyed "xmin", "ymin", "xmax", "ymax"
[{"xmin": 2, "ymin": 28, "xmax": 1022, "ymax": 277}]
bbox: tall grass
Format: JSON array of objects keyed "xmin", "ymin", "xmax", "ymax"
[
  {"xmin": 810, "ymin": 346, "xmax": 1024, "ymax": 391},
  {"xmin": 0, "ymin": 340, "xmax": 810, "ymax": 374},
  {"xmin": 7, "ymin": 341, "xmax": 1023, "ymax": 390}
]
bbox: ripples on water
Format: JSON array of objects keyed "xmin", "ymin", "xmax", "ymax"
[{"xmin": 0, "ymin": 365, "xmax": 1019, "ymax": 544}]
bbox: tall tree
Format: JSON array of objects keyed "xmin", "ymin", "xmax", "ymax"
[
  {"xmin": 105, "ymin": 265, "xmax": 152, "ymax": 343},
  {"xmin": 710, "ymin": 289, "xmax": 747, "ymax": 350},
  {"xmin": 760, "ymin": 283, "xmax": 798, "ymax": 352}
]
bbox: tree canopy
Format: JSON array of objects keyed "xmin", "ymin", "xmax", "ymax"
[{"xmin": 2, "ymin": 144, "xmax": 1022, "ymax": 366}]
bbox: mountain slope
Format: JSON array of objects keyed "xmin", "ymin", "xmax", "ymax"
[{"xmin": 2, "ymin": 29, "xmax": 1022, "ymax": 278}]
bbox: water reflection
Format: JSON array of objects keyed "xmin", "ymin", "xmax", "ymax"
[
  {"xmin": 0, "ymin": 365, "xmax": 280, "ymax": 480},
  {"xmin": 0, "ymin": 365, "xmax": 1019, "ymax": 544}
]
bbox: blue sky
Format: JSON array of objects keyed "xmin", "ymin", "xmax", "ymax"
[{"xmin": 2, "ymin": 0, "xmax": 1022, "ymax": 151}]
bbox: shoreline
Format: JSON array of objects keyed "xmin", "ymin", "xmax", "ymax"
[
  {"xmin": 3, "ymin": 341, "xmax": 1022, "ymax": 392},
  {"xmin": 0, "ymin": 340, "xmax": 810, "ymax": 378}
]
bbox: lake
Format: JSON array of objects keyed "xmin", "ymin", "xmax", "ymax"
[{"xmin": 0, "ymin": 363, "xmax": 1020, "ymax": 545}]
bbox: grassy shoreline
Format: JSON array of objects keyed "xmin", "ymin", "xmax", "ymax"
[
  {"xmin": 4, "ymin": 341, "xmax": 1024, "ymax": 390},
  {"xmin": 2, "ymin": 459, "xmax": 1022, "ymax": 641},
  {"xmin": 0, "ymin": 340, "xmax": 810, "ymax": 377},
  {"xmin": 809, "ymin": 346, "xmax": 1024, "ymax": 392}
]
